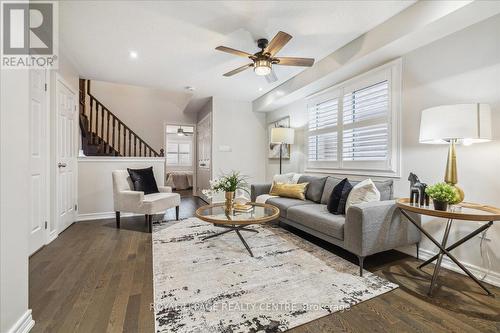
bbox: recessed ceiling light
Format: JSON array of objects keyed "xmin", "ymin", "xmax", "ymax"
[
  {"xmin": 258, "ymin": 87, "xmax": 263, "ymax": 92},
  {"xmin": 129, "ymin": 51, "xmax": 138, "ymax": 59}
]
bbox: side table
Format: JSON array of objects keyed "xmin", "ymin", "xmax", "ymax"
[{"xmin": 397, "ymin": 198, "xmax": 500, "ymax": 297}]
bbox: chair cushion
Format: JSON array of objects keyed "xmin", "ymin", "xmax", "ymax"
[
  {"xmin": 298, "ymin": 175, "xmax": 327, "ymax": 203},
  {"xmin": 287, "ymin": 204, "xmax": 346, "ymax": 240},
  {"xmin": 266, "ymin": 197, "xmax": 313, "ymax": 217},
  {"xmin": 321, "ymin": 176, "xmax": 393, "ymax": 204},
  {"xmin": 142, "ymin": 192, "xmax": 180, "ymax": 214},
  {"xmin": 127, "ymin": 167, "xmax": 159, "ymax": 194},
  {"xmin": 327, "ymin": 178, "xmax": 353, "ymax": 215}
]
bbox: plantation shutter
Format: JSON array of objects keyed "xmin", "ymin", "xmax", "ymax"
[
  {"xmin": 342, "ymin": 80, "xmax": 389, "ymax": 162},
  {"xmin": 305, "ymin": 61, "xmax": 400, "ymax": 176},
  {"xmin": 307, "ymin": 93, "xmax": 339, "ymax": 166}
]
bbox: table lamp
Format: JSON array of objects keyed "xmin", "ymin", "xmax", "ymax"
[
  {"xmin": 419, "ymin": 103, "xmax": 492, "ymax": 202},
  {"xmin": 271, "ymin": 127, "xmax": 294, "ymax": 174}
]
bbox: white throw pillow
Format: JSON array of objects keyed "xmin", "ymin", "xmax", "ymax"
[
  {"xmin": 345, "ymin": 179, "xmax": 381, "ymax": 212},
  {"xmin": 272, "ymin": 173, "xmax": 301, "ymax": 184}
]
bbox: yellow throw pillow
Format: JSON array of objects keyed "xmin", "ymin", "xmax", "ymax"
[{"xmin": 269, "ymin": 182, "xmax": 309, "ymax": 200}]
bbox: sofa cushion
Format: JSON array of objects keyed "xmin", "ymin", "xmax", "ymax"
[
  {"xmin": 287, "ymin": 204, "xmax": 345, "ymax": 240},
  {"xmin": 298, "ymin": 175, "xmax": 327, "ymax": 203},
  {"xmin": 327, "ymin": 178, "xmax": 353, "ymax": 215},
  {"xmin": 266, "ymin": 197, "xmax": 313, "ymax": 217},
  {"xmin": 345, "ymin": 179, "xmax": 380, "ymax": 212},
  {"xmin": 321, "ymin": 176, "xmax": 393, "ymax": 203},
  {"xmin": 269, "ymin": 182, "xmax": 308, "ymax": 200}
]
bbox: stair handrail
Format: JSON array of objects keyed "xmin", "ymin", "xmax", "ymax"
[{"xmin": 82, "ymin": 79, "xmax": 164, "ymax": 157}]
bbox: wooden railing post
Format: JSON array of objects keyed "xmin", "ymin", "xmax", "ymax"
[
  {"xmin": 100, "ymin": 103, "xmax": 105, "ymax": 152},
  {"xmin": 89, "ymin": 97, "xmax": 94, "ymax": 144},
  {"xmin": 117, "ymin": 122, "xmax": 121, "ymax": 156},
  {"xmin": 106, "ymin": 112, "xmax": 110, "ymax": 154},
  {"xmin": 123, "ymin": 127, "xmax": 127, "ymax": 156},
  {"xmin": 111, "ymin": 117, "xmax": 116, "ymax": 155}
]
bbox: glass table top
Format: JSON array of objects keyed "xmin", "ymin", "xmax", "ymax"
[{"xmin": 195, "ymin": 203, "xmax": 280, "ymax": 225}]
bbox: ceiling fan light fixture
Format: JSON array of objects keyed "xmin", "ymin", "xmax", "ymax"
[{"xmin": 254, "ymin": 59, "xmax": 271, "ymax": 76}]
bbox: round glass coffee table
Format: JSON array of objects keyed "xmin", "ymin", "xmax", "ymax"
[{"xmin": 195, "ymin": 202, "xmax": 280, "ymax": 257}]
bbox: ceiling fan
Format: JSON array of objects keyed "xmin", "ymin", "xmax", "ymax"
[{"xmin": 215, "ymin": 31, "xmax": 315, "ymax": 83}]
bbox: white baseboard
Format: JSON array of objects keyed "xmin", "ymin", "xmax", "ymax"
[
  {"xmin": 399, "ymin": 247, "xmax": 500, "ymax": 287},
  {"xmin": 77, "ymin": 211, "xmax": 140, "ymax": 221},
  {"xmin": 7, "ymin": 310, "xmax": 34, "ymax": 333}
]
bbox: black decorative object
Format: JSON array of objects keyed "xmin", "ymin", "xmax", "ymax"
[{"xmin": 408, "ymin": 172, "xmax": 429, "ymax": 206}]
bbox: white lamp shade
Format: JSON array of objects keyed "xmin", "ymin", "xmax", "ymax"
[
  {"xmin": 271, "ymin": 127, "xmax": 294, "ymax": 144},
  {"xmin": 419, "ymin": 103, "xmax": 492, "ymax": 144}
]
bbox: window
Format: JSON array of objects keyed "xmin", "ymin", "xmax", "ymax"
[
  {"xmin": 166, "ymin": 141, "xmax": 192, "ymax": 166},
  {"xmin": 306, "ymin": 59, "xmax": 401, "ymax": 177}
]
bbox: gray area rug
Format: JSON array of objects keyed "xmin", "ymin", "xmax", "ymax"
[{"xmin": 153, "ymin": 218, "xmax": 397, "ymax": 333}]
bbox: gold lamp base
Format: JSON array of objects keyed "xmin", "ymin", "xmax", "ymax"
[{"xmin": 444, "ymin": 139, "xmax": 464, "ymax": 203}]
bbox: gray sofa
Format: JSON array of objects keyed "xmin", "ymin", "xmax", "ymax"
[{"xmin": 251, "ymin": 175, "xmax": 421, "ymax": 276}]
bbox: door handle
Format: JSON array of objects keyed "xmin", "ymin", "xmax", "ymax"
[{"xmin": 58, "ymin": 162, "xmax": 67, "ymax": 168}]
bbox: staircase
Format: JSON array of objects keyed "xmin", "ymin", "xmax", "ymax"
[{"xmin": 79, "ymin": 79, "xmax": 164, "ymax": 157}]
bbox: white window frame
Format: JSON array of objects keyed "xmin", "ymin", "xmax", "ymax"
[{"xmin": 305, "ymin": 58, "xmax": 401, "ymax": 178}]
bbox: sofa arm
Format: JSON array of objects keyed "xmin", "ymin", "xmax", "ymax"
[
  {"xmin": 344, "ymin": 200, "xmax": 421, "ymax": 257},
  {"xmin": 114, "ymin": 190, "xmax": 144, "ymax": 212},
  {"xmin": 158, "ymin": 186, "xmax": 172, "ymax": 193},
  {"xmin": 251, "ymin": 183, "xmax": 272, "ymax": 202}
]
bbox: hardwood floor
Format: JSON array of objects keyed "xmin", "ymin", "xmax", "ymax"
[{"xmin": 30, "ymin": 196, "xmax": 499, "ymax": 332}]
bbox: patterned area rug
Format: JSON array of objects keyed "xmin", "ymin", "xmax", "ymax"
[{"xmin": 153, "ymin": 218, "xmax": 397, "ymax": 333}]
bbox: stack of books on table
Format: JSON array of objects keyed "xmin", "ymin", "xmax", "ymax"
[{"xmin": 233, "ymin": 203, "xmax": 254, "ymax": 212}]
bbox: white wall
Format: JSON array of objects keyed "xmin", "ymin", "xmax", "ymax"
[
  {"xmin": 265, "ymin": 15, "xmax": 500, "ymax": 285},
  {"xmin": 89, "ymin": 80, "xmax": 195, "ymax": 152},
  {"xmin": 212, "ymin": 97, "xmax": 267, "ymax": 199},
  {"xmin": 77, "ymin": 158, "xmax": 165, "ymax": 220},
  {"xmin": 0, "ymin": 71, "xmax": 34, "ymax": 332}
]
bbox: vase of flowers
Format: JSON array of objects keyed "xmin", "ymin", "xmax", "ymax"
[
  {"xmin": 425, "ymin": 182, "xmax": 459, "ymax": 211},
  {"xmin": 202, "ymin": 171, "xmax": 249, "ymax": 211}
]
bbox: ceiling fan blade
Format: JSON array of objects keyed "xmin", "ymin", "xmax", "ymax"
[
  {"xmin": 265, "ymin": 70, "xmax": 278, "ymax": 83},
  {"xmin": 215, "ymin": 46, "xmax": 251, "ymax": 58},
  {"xmin": 275, "ymin": 57, "xmax": 315, "ymax": 67},
  {"xmin": 264, "ymin": 31, "xmax": 292, "ymax": 57},
  {"xmin": 223, "ymin": 63, "xmax": 253, "ymax": 77}
]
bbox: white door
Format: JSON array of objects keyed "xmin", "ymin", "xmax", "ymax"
[
  {"xmin": 29, "ymin": 70, "xmax": 49, "ymax": 254},
  {"xmin": 196, "ymin": 114, "xmax": 212, "ymax": 202},
  {"xmin": 56, "ymin": 78, "xmax": 77, "ymax": 232}
]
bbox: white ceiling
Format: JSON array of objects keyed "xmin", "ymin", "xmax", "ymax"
[{"xmin": 60, "ymin": 1, "xmax": 414, "ymax": 105}]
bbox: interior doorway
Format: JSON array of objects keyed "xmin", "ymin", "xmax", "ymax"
[
  {"xmin": 164, "ymin": 124, "xmax": 196, "ymax": 197},
  {"xmin": 196, "ymin": 113, "xmax": 212, "ymax": 202}
]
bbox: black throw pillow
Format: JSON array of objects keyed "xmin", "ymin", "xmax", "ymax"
[
  {"xmin": 127, "ymin": 167, "xmax": 159, "ymax": 195},
  {"xmin": 327, "ymin": 178, "xmax": 353, "ymax": 215}
]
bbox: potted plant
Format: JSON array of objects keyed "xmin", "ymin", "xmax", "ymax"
[
  {"xmin": 202, "ymin": 171, "xmax": 249, "ymax": 211},
  {"xmin": 425, "ymin": 182, "xmax": 459, "ymax": 211}
]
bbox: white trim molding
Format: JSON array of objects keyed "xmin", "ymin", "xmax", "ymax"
[
  {"xmin": 7, "ymin": 310, "xmax": 34, "ymax": 333},
  {"xmin": 77, "ymin": 211, "xmax": 142, "ymax": 221},
  {"xmin": 78, "ymin": 157, "xmax": 165, "ymax": 163}
]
